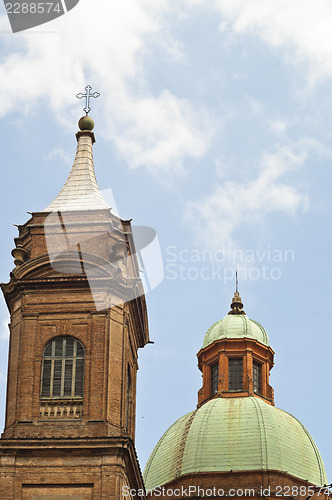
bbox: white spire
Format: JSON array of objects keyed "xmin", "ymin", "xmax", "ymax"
[{"xmin": 43, "ymin": 127, "xmax": 110, "ymax": 212}]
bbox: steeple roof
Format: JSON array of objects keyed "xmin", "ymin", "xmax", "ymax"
[{"xmin": 43, "ymin": 118, "xmax": 110, "ymax": 212}]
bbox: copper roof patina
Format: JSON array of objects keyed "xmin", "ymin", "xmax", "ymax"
[{"xmin": 143, "ymin": 397, "xmax": 327, "ymax": 491}]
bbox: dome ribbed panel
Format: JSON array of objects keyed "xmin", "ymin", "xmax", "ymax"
[
  {"xmin": 182, "ymin": 398, "xmax": 263, "ymax": 474},
  {"xmin": 266, "ymin": 406, "xmax": 327, "ymax": 484},
  {"xmin": 143, "ymin": 411, "xmax": 196, "ymax": 491}
]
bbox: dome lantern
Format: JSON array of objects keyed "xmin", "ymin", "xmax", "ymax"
[{"xmin": 196, "ymin": 289, "xmax": 275, "ymax": 407}]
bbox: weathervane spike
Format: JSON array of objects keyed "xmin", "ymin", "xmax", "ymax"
[
  {"xmin": 76, "ymin": 85, "xmax": 100, "ymax": 116},
  {"xmin": 236, "ymin": 270, "xmax": 238, "ymax": 293}
]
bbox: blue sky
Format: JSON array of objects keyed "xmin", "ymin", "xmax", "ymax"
[{"xmin": 0, "ymin": 0, "xmax": 331, "ymax": 483}]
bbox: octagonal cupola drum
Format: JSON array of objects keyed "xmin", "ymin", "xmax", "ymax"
[{"xmin": 197, "ymin": 289, "xmax": 275, "ymax": 407}]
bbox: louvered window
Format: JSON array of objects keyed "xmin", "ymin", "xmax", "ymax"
[
  {"xmin": 41, "ymin": 337, "xmax": 84, "ymax": 399},
  {"xmin": 228, "ymin": 358, "xmax": 243, "ymax": 391}
]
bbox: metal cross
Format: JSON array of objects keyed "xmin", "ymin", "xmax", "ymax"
[
  {"xmin": 76, "ymin": 85, "xmax": 100, "ymax": 115},
  {"xmin": 236, "ymin": 270, "xmax": 238, "ymax": 293}
]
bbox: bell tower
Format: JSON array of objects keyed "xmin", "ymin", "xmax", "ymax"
[{"xmin": 0, "ymin": 106, "xmax": 149, "ymax": 499}]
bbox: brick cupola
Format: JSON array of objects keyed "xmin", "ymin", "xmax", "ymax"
[
  {"xmin": 197, "ymin": 289, "xmax": 275, "ymax": 407},
  {"xmin": 143, "ymin": 292, "xmax": 328, "ymax": 498}
]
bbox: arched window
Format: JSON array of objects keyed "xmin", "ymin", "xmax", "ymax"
[{"xmin": 41, "ymin": 336, "xmax": 84, "ymax": 399}]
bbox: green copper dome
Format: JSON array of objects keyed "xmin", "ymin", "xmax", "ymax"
[
  {"xmin": 202, "ymin": 314, "xmax": 270, "ymax": 349},
  {"xmin": 143, "ymin": 397, "xmax": 327, "ymax": 491}
]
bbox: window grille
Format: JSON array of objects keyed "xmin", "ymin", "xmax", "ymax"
[
  {"xmin": 211, "ymin": 362, "xmax": 219, "ymax": 395},
  {"xmin": 41, "ymin": 337, "xmax": 84, "ymax": 399},
  {"xmin": 253, "ymin": 361, "xmax": 262, "ymax": 394},
  {"xmin": 228, "ymin": 358, "xmax": 243, "ymax": 391}
]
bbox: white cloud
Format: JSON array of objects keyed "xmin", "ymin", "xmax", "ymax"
[
  {"xmin": 212, "ymin": 0, "xmax": 332, "ymax": 85},
  {"xmin": 112, "ymin": 90, "xmax": 215, "ymax": 175},
  {"xmin": 270, "ymin": 120, "xmax": 288, "ymax": 135},
  {"xmin": 0, "ymin": 1, "xmax": 214, "ymax": 173},
  {"xmin": 44, "ymin": 148, "xmax": 72, "ymax": 166},
  {"xmin": 184, "ymin": 141, "xmax": 312, "ymax": 250}
]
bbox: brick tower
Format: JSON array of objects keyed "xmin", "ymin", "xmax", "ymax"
[{"xmin": 0, "ymin": 113, "xmax": 149, "ymax": 499}]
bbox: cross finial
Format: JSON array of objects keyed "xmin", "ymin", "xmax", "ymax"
[
  {"xmin": 236, "ymin": 270, "xmax": 238, "ymax": 293},
  {"xmin": 76, "ymin": 85, "xmax": 100, "ymax": 116}
]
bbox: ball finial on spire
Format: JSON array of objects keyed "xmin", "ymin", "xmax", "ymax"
[{"xmin": 78, "ymin": 115, "xmax": 95, "ymax": 131}]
